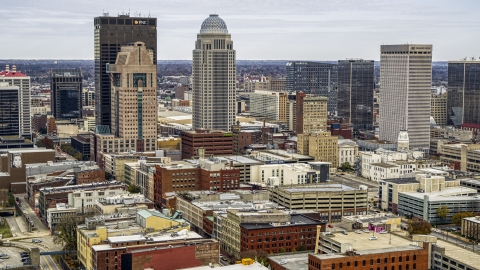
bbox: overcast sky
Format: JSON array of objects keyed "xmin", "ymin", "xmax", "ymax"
[{"xmin": 1, "ymin": 0, "xmax": 479, "ymax": 60}]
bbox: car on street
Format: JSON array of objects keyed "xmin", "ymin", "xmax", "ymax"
[
  {"xmin": 328, "ymin": 224, "xmax": 333, "ymax": 228},
  {"xmin": 363, "ymin": 229, "xmax": 370, "ymax": 233},
  {"xmin": 0, "ymin": 254, "xmax": 7, "ymax": 258},
  {"xmin": 369, "ymin": 236, "xmax": 378, "ymax": 240},
  {"xmin": 355, "ymin": 230, "xmax": 361, "ymax": 234},
  {"xmin": 32, "ymin": 239, "xmax": 42, "ymax": 243},
  {"xmin": 380, "ymin": 230, "xmax": 388, "ymax": 234},
  {"xmin": 342, "ymin": 230, "xmax": 348, "ymax": 235},
  {"xmin": 19, "ymin": 252, "xmax": 28, "ymax": 256},
  {"xmin": 435, "ymin": 229, "xmax": 441, "ymax": 233},
  {"xmin": 20, "ymin": 254, "xmax": 29, "ymax": 258}
]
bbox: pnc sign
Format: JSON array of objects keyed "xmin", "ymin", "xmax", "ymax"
[{"xmin": 134, "ymin": 20, "xmax": 147, "ymax": 25}]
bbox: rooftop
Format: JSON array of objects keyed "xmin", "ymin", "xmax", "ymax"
[
  {"xmin": 370, "ymin": 163, "xmax": 398, "ymax": 168},
  {"xmin": 240, "ymin": 214, "xmax": 322, "ymax": 230},
  {"xmin": 281, "ymin": 184, "xmax": 357, "ymax": 193},
  {"xmin": 181, "ymin": 261, "xmax": 267, "ymax": 270},
  {"xmin": 268, "ymin": 253, "xmax": 309, "ymax": 270},
  {"xmin": 400, "ymin": 186, "xmax": 478, "ymax": 201},
  {"xmin": 434, "ymin": 238, "xmax": 480, "ymax": 269},
  {"xmin": 325, "ymin": 232, "xmax": 418, "ymax": 252},
  {"xmin": 381, "ymin": 178, "xmax": 417, "ymax": 184}
]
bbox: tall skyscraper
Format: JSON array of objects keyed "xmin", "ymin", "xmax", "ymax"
[
  {"xmin": 447, "ymin": 60, "xmax": 480, "ymax": 126},
  {"xmin": 379, "ymin": 44, "xmax": 432, "ymax": 152},
  {"xmin": 50, "ymin": 68, "xmax": 83, "ymax": 119},
  {"xmin": 337, "ymin": 59, "xmax": 374, "ymax": 131},
  {"xmin": 0, "ymin": 82, "xmax": 19, "ymax": 136},
  {"xmin": 94, "ymin": 14, "xmax": 157, "ymax": 128},
  {"xmin": 192, "ymin": 14, "xmax": 236, "ymax": 131},
  {"xmin": 285, "ymin": 61, "xmax": 338, "ymax": 113},
  {"xmin": 91, "ymin": 42, "xmax": 157, "ymax": 165},
  {"xmin": 0, "ymin": 64, "xmax": 31, "ymax": 139}
]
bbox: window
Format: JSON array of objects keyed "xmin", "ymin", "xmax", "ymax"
[
  {"xmin": 392, "ymin": 257, "xmax": 395, "ymax": 263},
  {"xmin": 363, "ymin": 260, "xmax": 366, "ymax": 266},
  {"xmin": 413, "ymin": 255, "xmax": 416, "ymax": 261},
  {"xmin": 370, "ymin": 259, "xmax": 373, "ymax": 265},
  {"xmin": 399, "ymin": 256, "xmax": 402, "ymax": 262},
  {"xmin": 332, "ymin": 263, "xmax": 335, "ymax": 270}
]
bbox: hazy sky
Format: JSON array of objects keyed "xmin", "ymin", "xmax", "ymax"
[{"xmin": 2, "ymin": 0, "xmax": 479, "ymax": 60}]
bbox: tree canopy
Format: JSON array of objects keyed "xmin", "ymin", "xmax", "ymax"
[
  {"xmin": 407, "ymin": 218, "xmax": 432, "ymax": 236},
  {"xmin": 452, "ymin": 212, "xmax": 474, "ymax": 226},
  {"xmin": 127, "ymin": 184, "xmax": 141, "ymax": 193},
  {"xmin": 436, "ymin": 205, "xmax": 450, "ymax": 220}
]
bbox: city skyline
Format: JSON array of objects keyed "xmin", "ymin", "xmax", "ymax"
[{"xmin": 2, "ymin": 0, "xmax": 479, "ymax": 60}]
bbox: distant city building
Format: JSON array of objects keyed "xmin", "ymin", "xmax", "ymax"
[
  {"xmin": 82, "ymin": 88, "xmax": 95, "ymax": 107},
  {"xmin": 447, "ymin": 59, "xmax": 480, "ymax": 126},
  {"xmin": 91, "ymin": 42, "xmax": 158, "ymax": 164},
  {"xmin": 337, "ymin": 139, "xmax": 358, "ymax": 167},
  {"xmin": 94, "ymin": 14, "xmax": 157, "ymax": 128},
  {"xmin": 337, "ymin": 59, "xmax": 374, "ymax": 131},
  {"xmin": 181, "ymin": 130, "xmax": 234, "ymax": 159},
  {"xmin": 379, "ymin": 44, "xmax": 432, "ymax": 152},
  {"xmin": 50, "ymin": 68, "xmax": 83, "ymax": 119},
  {"xmin": 431, "ymin": 93, "xmax": 448, "ymax": 126},
  {"xmin": 297, "ymin": 131, "xmax": 338, "ymax": 169},
  {"xmin": 295, "ymin": 92, "xmax": 328, "ymax": 135},
  {"xmin": 192, "ymin": 14, "xmax": 236, "ymax": 131},
  {"xmin": 0, "ymin": 82, "xmax": 20, "ymax": 137},
  {"xmin": 286, "ymin": 61, "xmax": 338, "ymax": 113},
  {"xmin": 0, "ymin": 64, "xmax": 31, "ymax": 138},
  {"xmin": 249, "ymin": 90, "xmax": 287, "ymax": 121}
]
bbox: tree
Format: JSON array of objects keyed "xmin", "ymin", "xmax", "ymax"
[
  {"xmin": 35, "ymin": 137, "xmax": 54, "ymax": 149},
  {"xmin": 452, "ymin": 212, "xmax": 474, "ymax": 226},
  {"xmin": 407, "ymin": 218, "xmax": 432, "ymax": 236},
  {"xmin": 297, "ymin": 243, "xmax": 306, "ymax": 251},
  {"xmin": 7, "ymin": 193, "xmax": 15, "ymax": 207},
  {"xmin": 127, "ymin": 184, "xmax": 141, "ymax": 193},
  {"xmin": 339, "ymin": 162, "xmax": 353, "ymax": 172},
  {"xmin": 437, "ymin": 205, "xmax": 450, "ymax": 220},
  {"xmin": 279, "ymin": 247, "xmax": 286, "ymax": 253},
  {"xmin": 53, "ymin": 215, "xmax": 79, "ymax": 261}
]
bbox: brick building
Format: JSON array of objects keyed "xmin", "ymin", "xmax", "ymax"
[
  {"xmin": 153, "ymin": 159, "xmax": 240, "ymax": 207},
  {"xmin": 0, "ymin": 149, "xmax": 56, "ymax": 193},
  {"xmin": 181, "ymin": 130, "xmax": 234, "ymax": 159},
  {"xmin": 76, "ymin": 168, "xmax": 105, "ymax": 184},
  {"xmin": 308, "ymin": 242, "xmax": 429, "ymax": 270},
  {"xmin": 91, "ymin": 235, "xmax": 219, "ymax": 270},
  {"xmin": 240, "ymin": 214, "xmax": 323, "ymax": 254}
]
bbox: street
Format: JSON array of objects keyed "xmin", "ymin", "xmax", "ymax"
[{"xmin": 1, "ymin": 194, "xmax": 63, "ymax": 270}]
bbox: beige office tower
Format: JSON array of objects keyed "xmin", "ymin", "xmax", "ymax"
[
  {"xmin": 379, "ymin": 44, "xmax": 432, "ymax": 152},
  {"xmin": 431, "ymin": 93, "xmax": 447, "ymax": 126},
  {"xmin": 296, "ymin": 92, "xmax": 328, "ymax": 134},
  {"xmin": 192, "ymin": 14, "xmax": 236, "ymax": 131},
  {"xmin": 91, "ymin": 42, "xmax": 157, "ymax": 165}
]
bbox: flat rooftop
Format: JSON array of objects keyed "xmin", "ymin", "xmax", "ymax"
[
  {"xmin": 180, "ymin": 261, "xmax": 267, "ymax": 270},
  {"xmin": 371, "ymin": 163, "xmax": 398, "ymax": 168},
  {"xmin": 268, "ymin": 253, "xmax": 309, "ymax": 270},
  {"xmin": 381, "ymin": 178, "xmax": 417, "ymax": 184},
  {"xmin": 241, "ymin": 214, "xmax": 322, "ymax": 230},
  {"xmin": 435, "ymin": 239, "xmax": 480, "ymax": 269},
  {"xmin": 400, "ymin": 186, "xmax": 478, "ymax": 201},
  {"xmin": 326, "ymin": 232, "xmax": 419, "ymax": 251},
  {"xmin": 282, "ymin": 184, "xmax": 357, "ymax": 193}
]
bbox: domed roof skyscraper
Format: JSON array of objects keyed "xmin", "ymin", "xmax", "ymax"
[
  {"xmin": 192, "ymin": 15, "xmax": 236, "ymax": 132},
  {"xmin": 200, "ymin": 14, "xmax": 228, "ymax": 34}
]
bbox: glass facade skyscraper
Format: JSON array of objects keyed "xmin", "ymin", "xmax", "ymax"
[
  {"xmin": 285, "ymin": 61, "xmax": 338, "ymax": 113},
  {"xmin": 447, "ymin": 60, "xmax": 480, "ymax": 125},
  {"xmin": 94, "ymin": 14, "xmax": 157, "ymax": 128},
  {"xmin": 337, "ymin": 59, "xmax": 374, "ymax": 132},
  {"xmin": 0, "ymin": 84, "xmax": 19, "ymax": 136},
  {"xmin": 50, "ymin": 68, "xmax": 83, "ymax": 119}
]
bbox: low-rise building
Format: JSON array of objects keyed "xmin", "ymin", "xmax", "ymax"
[
  {"xmin": 461, "ymin": 216, "xmax": 480, "ymax": 242},
  {"xmin": 46, "ymin": 203, "xmax": 78, "ymax": 232},
  {"xmin": 268, "ymin": 184, "xmax": 368, "ymax": 222},
  {"xmin": 95, "ymin": 193, "xmax": 154, "ymax": 215},
  {"xmin": 222, "ymin": 209, "xmax": 290, "ymax": 258},
  {"xmin": 437, "ymin": 143, "xmax": 480, "ymax": 172},
  {"xmin": 181, "ymin": 130, "xmax": 234, "ymax": 159},
  {"xmin": 250, "ymin": 163, "xmax": 325, "ymax": 186},
  {"xmin": 337, "ymin": 139, "xmax": 358, "ymax": 167},
  {"xmin": 77, "ymin": 210, "xmax": 193, "ymax": 270},
  {"xmin": 297, "ymin": 131, "xmax": 338, "ymax": 169},
  {"xmin": 240, "ymin": 214, "xmax": 323, "ymax": 254}
]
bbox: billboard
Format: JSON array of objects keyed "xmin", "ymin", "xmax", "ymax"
[{"xmin": 11, "ymin": 153, "xmax": 22, "ymax": 168}]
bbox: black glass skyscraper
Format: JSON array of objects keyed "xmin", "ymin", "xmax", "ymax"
[
  {"xmin": 94, "ymin": 14, "xmax": 157, "ymax": 128},
  {"xmin": 285, "ymin": 61, "xmax": 338, "ymax": 113},
  {"xmin": 447, "ymin": 60, "xmax": 480, "ymax": 126},
  {"xmin": 337, "ymin": 59, "xmax": 374, "ymax": 131},
  {"xmin": 50, "ymin": 68, "xmax": 82, "ymax": 119},
  {"xmin": 0, "ymin": 84, "xmax": 19, "ymax": 136}
]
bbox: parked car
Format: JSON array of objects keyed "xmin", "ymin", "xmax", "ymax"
[
  {"xmin": 0, "ymin": 255, "xmax": 9, "ymax": 259},
  {"xmin": 328, "ymin": 224, "xmax": 333, "ymax": 228},
  {"xmin": 21, "ymin": 258, "xmax": 30, "ymax": 262},
  {"xmin": 369, "ymin": 236, "xmax": 378, "ymax": 240},
  {"xmin": 342, "ymin": 230, "xmax": 348, "ymax": 235},
  {"xmin": 355, "ymin": 230, "xmax": 361, "ymax": 234},
  {"xmin": 0, "ymin": 254, "xmax": 7, "ymax": 258},
  {"xmin": 32, "ymin": 239, "xmax": 42, "ymax": 243},
  {"xmin": 19, "ymin": 252, "xmax": 28, "ymax": 256},
  {"xmin": 20, "ymin": 254, "xmax": 29, "ymax": 258},
  {"xmin": 363, "ymin": 229, "xmax": 370, "ymax": 233},
  {"xmin": 380, "ymin": 230, "xmax": 388, "ymax": 234}
]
